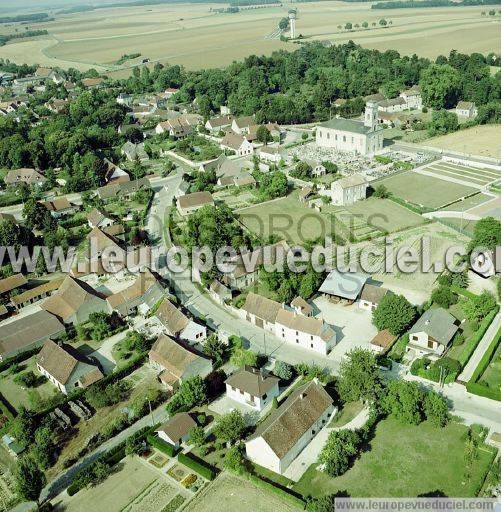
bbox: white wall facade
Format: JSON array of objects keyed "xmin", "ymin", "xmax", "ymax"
[
  {"xmin": 180, "ymin": 321, "xmax": 207, "ymax": 344},
  {"xmin": 226, "ymin": 381, "xmax": 279, "ymax": 411},
  {"xmin": 407, "ymin": 331, "xmax": 445, "ymax": 358},
  {"xmin": 316, "ymin": 127, "xmax": 382, "ymax": 156},
  {"xmin": 274, "ymin": 322, "xmax": 334, "ymax": 355},
  {"xmin": 331, "ymin": 183, "xmax": 368, "ymax": 206}
]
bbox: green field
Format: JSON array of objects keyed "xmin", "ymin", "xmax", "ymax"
[
  {"xmin": 328, "ymin": 401, "xmax": 364, "ymax": 429},
  {"xmin": 440, "ymin": 193, "xmax": 492, "ymax": 212},
  {"xmin": 293, "ymin": 418, "xmax": 495, "ymax": 498},
  {"xmin": 379, "ymin": 172, "xmax": 477, "ymax": 209},
  {"xmin": 423, "ymin": 162, "xmax": 500, "ymax": 187}
]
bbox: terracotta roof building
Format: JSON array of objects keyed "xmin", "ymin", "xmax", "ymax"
[{"xmin": 155, "ymin": 413, "xmax": 197, "ymax": 448}]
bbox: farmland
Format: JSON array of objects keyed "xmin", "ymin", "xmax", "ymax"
[
  {"xmin": 379, "ymin": 171, "xmax": 477, "ymax": 209},
  {"xmin": 421, "ymin": 161, "xmax": 501, "ymax": 188},
  {"xmin": 185, "ymin": 473, "xmax": 301, "ymax": 512},
  {"xmin": 293, "ymin": 418, "xmax": 495, "ymax": 498},
  {"xmin": 424, "ymin": 125, "xmax": 501, "ymax": 159},
  {"xmin": 0, "ymin": 2, "xmax": 500, "ymax": 72}
]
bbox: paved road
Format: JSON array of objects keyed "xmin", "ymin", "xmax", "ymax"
[
  {"xmin": 458, "ymin": 311, "xmax": 501, "ymax": 383},
  {"xmin": 40, "ymin": 400, "xmax": 169, "ymax": 503}
]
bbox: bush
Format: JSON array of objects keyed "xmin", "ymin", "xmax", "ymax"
[
  {"xmin": 0, "ymin": 348, "xmax": 40, "ymax": 373},
  {"xmin": 147, "ymin": 434, "xmax": 177, "ymax": 457},
  {"xmin": 273, "ymin": 360, "xmax": 294, "ymax": 380},
  {"xmin": 458, "ymin": 308, "xmax": 498, "ymax": 368},
  {"xmin": 177, "ymin": 452, "xmax": 216, "ymax": 480}
]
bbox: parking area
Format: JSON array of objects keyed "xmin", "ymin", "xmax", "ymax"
[
  {"xmin": 312, "ymin": 297, "xmax": 377, "ymax": 360},
  {"xmin": 208, "ymin": 395, "xmax": 262, "ymax": 426}
]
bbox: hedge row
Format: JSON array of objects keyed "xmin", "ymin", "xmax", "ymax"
[
  {"xmin": 465, "ymin": 381, "xmax": 501, "ymax": 401},
  {"xmin": 469, "ymin": 327, "xmax": 501, "ymax": 383},
  {"xmin": 246, "ymin": 473, "xmax": 305, "ymax": 509},
  {"xmin": 458, "ymin": 307, "xmax": 499, "ymax": 369},
  {"xmin": 177, "ymin": 452, "xmax": 216, "ymax": 481},
  {"xmin": 67, "ymin": 424, "xmax": 158, "ymax": 496},
  {"xmin": 147, "ymin": 434, "xmax": 177, "ymax": 457},
  {"xmin": 0, "ymin": 347, "xmax": 40, "ymax": 373}
]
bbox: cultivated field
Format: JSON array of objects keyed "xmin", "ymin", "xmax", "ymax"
[
  {"xmin": 421, "ymin": 161, "xmax": 501, "ymax": 188},
  {"xmin": 424, "ymin": 125, "xmax": 501, "ymax": 159},
  {"xmin": 52, "ymin": 456, "xmax": 170, "ymax": 512},
  {"xmin": 0, "ymin": 2, "xmax": 499, "ymax": 71},
  {"xmin": 293, "ymin": 418, "xmax": 495, "ymax": 498},
  {"xmin": 440, "ymin": 193, "xmax": 493, "ymax": 212},
  {"xmin": 185, "ymin": 473, "xmax": 301, "ymax": 512},
  {"xmin": 379, "ymin": 171, "xmax": 477, "ymax": 209}
]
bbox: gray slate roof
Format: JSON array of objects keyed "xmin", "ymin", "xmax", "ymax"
[
  {"xmin": 320, "ymin": 118, "xmax": 372, "ymax": 135},
  {"xmin": 318, "ymin": 269, "xmax": 368, "ymax": 300},
  {"xmin": 409, "ymin": 307, "xmax": 458, "ymax": 345}
]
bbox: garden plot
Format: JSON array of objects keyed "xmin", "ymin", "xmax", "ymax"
[{"xmin": 421, "ymin": 161, "xmax": 501, "ymax": 188}]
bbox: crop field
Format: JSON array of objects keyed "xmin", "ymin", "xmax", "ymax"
[
  {"xmin": 440, "ymin": 193, "xmax": 493, "ymax": 212},
  {"xmin": 379, "ymin": 171, "xmax": 477, "ymax": 209},
  {"xmin": 424, "ymin": 125, "xmax": 501, "ymax": 159},
  {"xmin": 0, "ymin": 2, "xmax": 499, "ymax": 71},
  {"xmin": 185, "ymin": 473, "xmax": 301, "ymax": 512},
  {"xmin": 421, "ymin": 161, "xmax": 501, "ymax": 188}
]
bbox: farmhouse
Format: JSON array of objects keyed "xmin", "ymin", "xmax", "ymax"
[
  {"xmin": 155, "ymin": 114, "xmax": 201, "ymax": 137},
  {"xmin": 0, "ymin": 310, "xmax": 65, "ymax": 361},
  {"xmin": 455, "ymin": 101, "xmax": 478, "ymax": 118},
  {"xmin": 104, "ymin": 158, "xmax": 130, "ymax": 184},
  {"xmin": 408, "ymin": 307, "xmax": 458, "ymax": 359},
  {"xmin": 149, "ymin": 334, "xmax": 212, "ymax": 389},
  {"xmin": 241, "ymin": 292, "xmax": 282, "ymax": 332},
  {"xmin": 358, "ymin": 283, "xmax": 390, "ymax": 312},
  {"xmin": 220, "ymin": 133, "xmax": 254, "ymax": 156},
  {"xmin": 378, "ymin": 97, "xmax": 406, "ymax": 113},
  {"xmin": 231, "ymin": 115, "xmax": 256, "ymax": 135},
  {"xmin": 106, "ymin": 269, "xmax": 164, "ymax": 317},
  {"xmin": 81, "ymin": 77, "xmax": 105, "ymax": 89},
  {"xmin": 11, "ymin": 278, "xmax": 64, "ymax": 311},
  {"xmin": 328, "ymin": 173, "xmax": 368, "ymax": 206},
  {"xmin": 37, "ymin": 340, "xmax": 103, "ymax": 395},
  {"xmin": 87, "ymin": 209, "xmax": 114, "ymax": 229},
  {"xmin": 370, "ymin": 329, "xmax": 397, "ymax": 354},
  {"xmin": 155, "ymin": 413, "xmax": 197, "ymax": 449},
  {"xmin": 399, "ymin": 85, "xmax": 422, "ymax": 110},
  {"xmin": 155, "ymin": 299, "xmax": 207, "ymax": 344},
  {"xmin": 0, "ymin": 273, "xmax": 27, "ymax": 299},
  {"xmin": 4, "ymin": 168, "xmax": 46, "ymax": 187},
  {"xmin": 208, "ymin": 279, "xmax": 232, "ymax": 305},
  {"xmin": 41, "ymin": 275, "xmax": 108, "ymax": 325},
  {"xmin": 225, "ymin": 367, "xmax": 280, "ymax": 412},
  {"xmin": 205, "ymin": 115, "xmax": 233, "ymax": 133},
  {"xmin": 40, "ymin": 198, "xmax": 78, "ymax": 218},
  {"xmin": 319, "ymin": 270, "xmax": 368, "ymax": 302},
  {"xmin": 121, "ymin": 141, "xmax": 149, "ymax": 162},
  {"xmin": 291, "ymin": 296, "xmax": 313, "ymax": 317},
  {"xmin": 275, "ymin": 309, "xmax": 336, "ymax": 355},
  {"xmin": 316, "ymin": 102, "xmax": 383, "ymax": 156},
  {"xmin": 245, "ymin": 380, "xmax": 335, "ymax": 475},
  {"xmin": 177, "ymin": 191, "xmax": 214, "ymax": 216},
  {"xmin": 259, "ymin": 146, "xmax": 282, "ymax": 164},
  {"xmin": 96, "ymin": 177, "xmax": 151, "ymax": 202}
]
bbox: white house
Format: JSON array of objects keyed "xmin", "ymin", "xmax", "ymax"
[
  {"xmin": 155, "ymin": 413, "xmax": 196, "ymax": 449},
  {"xmin": 316, "ymin": 102, "xmax": 383, "ymax": 156},
  {"xmin": 37, "ymin": 340, "xmax": 103, "ymax": 395},
  {"xmin": 259, "ymin": 146, "xmax": 282, "ymax": 164},
  {"xmin": 407, "ymin": 307, "xmax": 458, "ymax": 359},
  {"xmin": 231, "ymin": 115, "xmax": 255, "ymax": 135},
  {"xmin": 328, "ymin": 173, "xmax": 368, "ymax": 206},
  {"xmin": 87, "ymin": 209, "xmax": 114, "ymax": 229},
  {"xmin": 225, "ymin": 367, "xmax": 280, "ymax": 411},
  {"xmin": 205, "ymin": 115, "xmax": 233, "ymax": 133},
  {"xmin": 274, "ymin": 309, "xmax": 336, "ymax": 355},
  {"xmin": 245, "ymin": 380, "xmax": 335, "ymax": 475},
  {"xmin": 220, "ymin": 133, "xmax": 254, "ymax": 156},
  {"xmin": 358, "ymin": 283, "xmax": 389, "ymax": 312},
  {"xmin": 116, "ymin": 93, "xmax": 133, "ymax": 107},
  {"xmin": 155, "ymin": 298, "xmax": 207, "ymax": 344},
  {"xmin": 240, "ymin": 292, "xmax": 282, "ymax": 333},
  {"xmin": 378, "ymin": 97, "xmax": 406, "ymax": 113},
  {"xmin": 455, "ymin": 101, "xmax": 478, "ymax": 119},
  {"xmin": 399, "ymin": 85, "xmax": 422, "ymax": 110}
]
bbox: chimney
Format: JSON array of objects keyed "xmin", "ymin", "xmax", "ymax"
[{"xmin": 299, "ymin": 393, "xmax": 305, "ymax": 399}]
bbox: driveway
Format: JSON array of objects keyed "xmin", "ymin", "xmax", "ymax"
[
  {"xmin": 89, "ymin": 329, "xmax": 129, "ymax": 374},
  {"xmin": 208, "ymin": 395, "xmax": 262, "ymax": 426},
  {"xmin": 312, "ymin": 297, "xmax": 378, "ymax": 360}
]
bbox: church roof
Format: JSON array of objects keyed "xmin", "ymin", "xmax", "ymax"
[{"xmin": 319, "ymin": 117, "xmax": 373, "ymax": 135}]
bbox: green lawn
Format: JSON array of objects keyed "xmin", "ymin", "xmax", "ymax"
[
  {"xmin": 238, "ymin": 194, "xmax": 340, "ymax": 244},
  {"xmin": 379, "ymin": 172, "xmax": 477, "ymax": 209},
  {"xmin": 328, "ymin": 401, "xmax": 364, "ymax": 428},
  {"xmin": 0, "ymin": 356, "xmax": 61, "ymax": 412},
  {"xmin": 339, "ymin": 198, "xmax": 426, "ymax": 235},
  {"xmin": 440, "ymin": 193, "xmax": 491, "ymax": 212},
  {"xmin": 293, "ymin": 418, "xmax": 494, "ymax": 498},
  {"xmin": 479, "ymin": 341, "xmax": 501, "ymax": 390}
]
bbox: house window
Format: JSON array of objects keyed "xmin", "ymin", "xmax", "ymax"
[
  {"xmin": 428, "ymin": 339, "xmax": 434, "ymax": 349},
  {"xmin": 296, "ymin": 340, "xmax": 299, "ymax": 344},
  {"xmin": 412, "ymin": 335, "xmax": 418, "ymax": 341},
  {"xmin": 310, "ymin": 343, "xmax": 313, "ymax": 348},
  {"xmin": 343, "ymin": 135, "xmax": 346, "ymax": 142},
  {"xmin": 263, "ymin": 393, "xmax": 267, "ymax": 400}
]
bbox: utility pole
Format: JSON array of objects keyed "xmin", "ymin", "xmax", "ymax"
[{"xmin": 149, "ymin": 399, "xmax": 154, "ymax": 426}]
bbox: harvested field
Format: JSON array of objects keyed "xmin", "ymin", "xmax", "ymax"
[
  {"xmin": 424, "ymin": 125, "xmax": 501, "ymax": 159},
  {"xmin": 1, "ymin": 2, "xmax": 499, "ymax": 71},
  {"xmin": 185, "ymin": 472, "xmax": 301, "ymax": 512}
]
